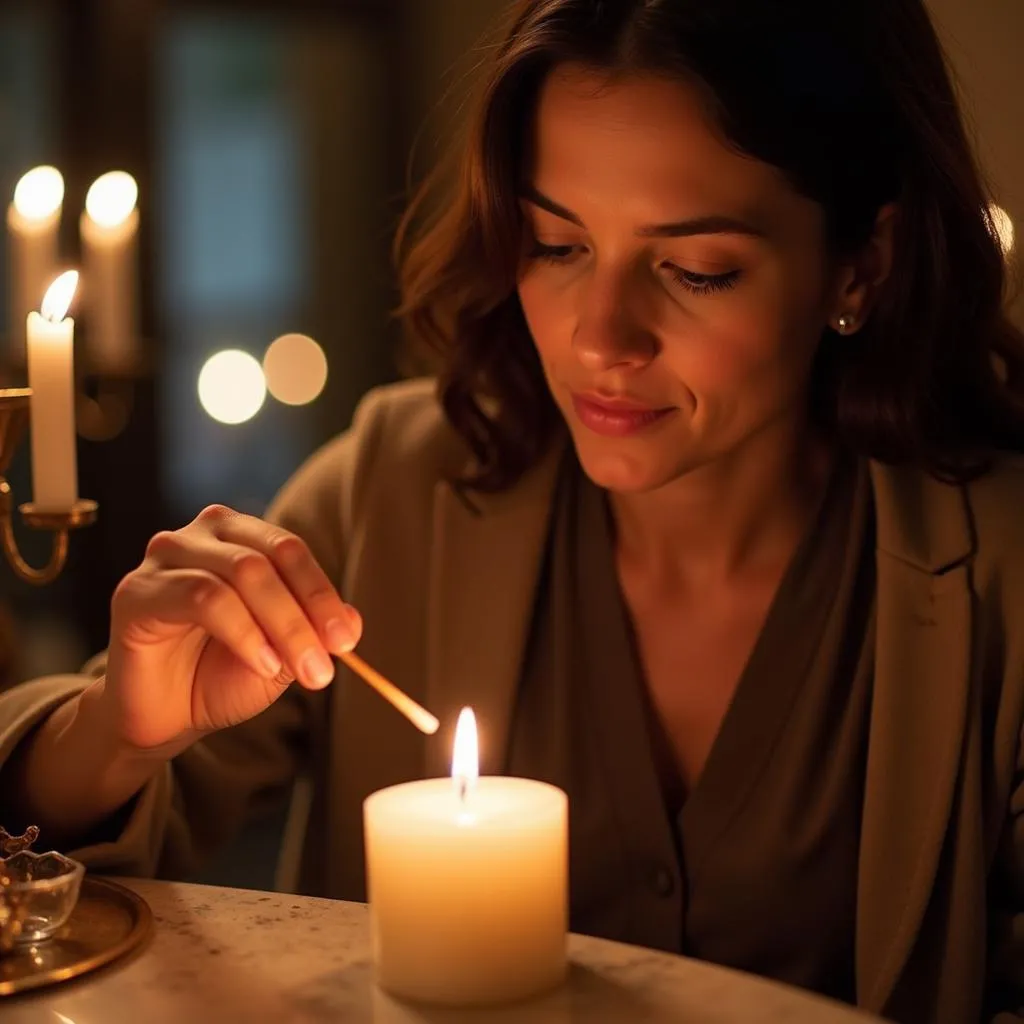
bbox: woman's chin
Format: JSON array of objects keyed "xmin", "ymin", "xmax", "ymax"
[{"xmin": 573, "ymin": 443, "xmax": 683, "ymax": 495}]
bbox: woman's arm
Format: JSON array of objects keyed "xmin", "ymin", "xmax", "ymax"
[{"xmin": 0, "ymin": 418, "xmax": 362, "ymax": 876}]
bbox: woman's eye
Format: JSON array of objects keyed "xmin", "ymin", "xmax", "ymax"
[
  {"xmin": 528, "ymin": 242, "xmax": 579, "ymax": 263},
  {"xmin": 667, "ymin": 265, "xmax": 741, "ymax": 295},
  {"xmin": 526, "ymin": 245, "xmax": 740, "ymax": 296}
]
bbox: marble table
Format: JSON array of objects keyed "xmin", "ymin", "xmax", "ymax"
[{"xmin": 6, "ymin": 878, "xmax": 888, "ymax": 1023}]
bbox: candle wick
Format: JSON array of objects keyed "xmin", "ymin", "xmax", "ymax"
[{"xmin": 457, "ymin": 775, "xmax": 468, "ymax": 803}]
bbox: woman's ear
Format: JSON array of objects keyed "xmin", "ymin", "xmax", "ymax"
[{"xmin": 828, "ymin": 202, "xmax": 898, "ymax": 334}]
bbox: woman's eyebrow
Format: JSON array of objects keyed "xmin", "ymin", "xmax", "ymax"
[{"xmin": 521, "ymin": 183, "xmax": 768, "ymax": 239}]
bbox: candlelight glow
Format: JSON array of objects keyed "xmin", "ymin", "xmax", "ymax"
[
  {"xmin": 85, "ymin": 171, "xmax": 139, "ymax": 229},
  {"xmin": 13, "ymin": 166, "xmax": 64, "ymax": 222},
  {"xmin": 990, "ymin": 204, "xmax": 1015, "ymax": 257},
  {"xmin": 451, "ymin": 707, "xmax": 479, "ymax": 786},
  {"xmin": 41, "ymin": 271, "xmax": 79, "ymax": 322},
  {"xmin": 198, "ymin": 350, "xmax": 266, "ymax": 425},
  {"xmin": 263, "ymin": 333, "xmax": 328, "ymax": 406}
]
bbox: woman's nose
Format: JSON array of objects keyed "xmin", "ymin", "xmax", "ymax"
[{"xmin": 572, "ymin": 272, "xmax": 657, "ymax": 372}]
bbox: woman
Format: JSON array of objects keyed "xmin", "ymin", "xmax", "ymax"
[{"xmin": 1, "ymin": 0, "xmax": 1022, "ymax": 1020}]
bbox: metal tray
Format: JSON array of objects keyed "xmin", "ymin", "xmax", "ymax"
[{"xmin": 0, "ymin": 876, "xmax": 152, "ymax": 996}]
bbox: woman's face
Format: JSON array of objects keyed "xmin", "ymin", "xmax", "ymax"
[{"xmin": 517, "ymin": 65, "xmax": 851, "ymax": 494}]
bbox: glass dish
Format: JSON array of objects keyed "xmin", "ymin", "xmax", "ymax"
[{"xmin": 0, "ymin": 850, "xmax": 85, "ymax": 951}]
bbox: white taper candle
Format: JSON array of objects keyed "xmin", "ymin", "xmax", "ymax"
[
  {"xmin": 27, "ymin": 271, "xmax": 79, "ymax": 512},
  {"xmin": 81, "ymin": 171, "xmax": 139, "ymax": 373}
]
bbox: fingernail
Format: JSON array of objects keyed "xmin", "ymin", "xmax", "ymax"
[
  {"xmin": 257, "ymin": 645, "xmax": 283, "ymax": 678},
  {"xmin": 326, "ymin": 618, "xmax": 355, "ymax": 654},
  {"xmin": 300, "ymin": 648, "xmax": 335, "ymax": 688}
]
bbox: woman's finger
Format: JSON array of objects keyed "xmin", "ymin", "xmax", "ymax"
[
  {"xmin": 145, "ymin": 530, "xmax": 338, "ymax": 690},
  {"xmin": 113, "ymin": 567, "xmax": 305, "ymax": 687},
  {"xmin": 197, "ymin": 506, "xmax": 361, "ymax": 655}
]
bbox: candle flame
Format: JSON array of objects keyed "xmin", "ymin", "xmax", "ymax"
[
  {"xmin": 451, "ymin": 707, "xmax": 479, "ymax": 792},
  {"xmin": 41, "ymin": 271, "xmax": 79, "ymax": 323},
  {"xmin": 13, "ymin": 165, "xmax": 65, "ymax": 222},
  {"xmin": 85, "ymin": 171, "xmax": 138, "ymax": 229}
]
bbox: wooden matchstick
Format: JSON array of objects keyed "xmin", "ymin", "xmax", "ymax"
[{"xmin": 339, "ymin": 650, "xmax": 440, "ymax": 735}]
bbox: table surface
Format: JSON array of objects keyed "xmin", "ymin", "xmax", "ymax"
[{"xmin": 5, "ymin": 878, "xmax": 887, "ymax": 1023}]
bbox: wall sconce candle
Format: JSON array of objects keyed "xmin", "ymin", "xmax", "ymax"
[
  {"xmin": 7, "ymin": 167, "xmax": 64, "ymax": 366},
  {"xmin": 81, "ymin": 171, "xmax": 140, "ymax": 374}
]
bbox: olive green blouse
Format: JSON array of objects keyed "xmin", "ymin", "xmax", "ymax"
[{"xmin": 506, "ymin": 450, "xmax": 876, "ymax": 1005}]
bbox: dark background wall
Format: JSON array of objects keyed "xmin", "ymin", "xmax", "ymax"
[{"xmin": 0, "ymin": 0, "xmax": 507, "ymax": 682}]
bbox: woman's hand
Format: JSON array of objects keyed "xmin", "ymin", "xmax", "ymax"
[{"xmin": 102, "ymin": 504, "xmax": 362, "ymax": 752}]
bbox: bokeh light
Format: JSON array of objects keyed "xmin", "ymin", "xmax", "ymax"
[
  {"xmin": 198, "ymin": 350, "xmax": 267, "ymax": 425},
  {"xmin": 263, "ymin": 333, "xmax": 328, "ymax": 406}
]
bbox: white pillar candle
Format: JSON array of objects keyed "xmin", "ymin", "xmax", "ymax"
[
  {"xmin": 80, "ymin": 171, "xmax": 139, "ymax": 373},
  {"xmin": 7, "ymin": 166, "xmax": 64, "ymax": 365},
  {"xmin": 364, "ymin": 708, "xmax": 568, "ymax": 1008},
  {"xmin": 27, "ymin": 271, "xmax": 79, "ymax": 512}
]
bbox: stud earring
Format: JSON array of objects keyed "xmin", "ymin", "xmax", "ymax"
[{"xmin": 836, "ymin": 314, "xmax": 856, "ymax": 335}]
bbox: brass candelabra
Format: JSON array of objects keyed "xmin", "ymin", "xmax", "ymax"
[
  {"xmin": 75, "ymin": 366, "xmax": 140, "ymax": 443},
  {"xmin": 0, "ymin": 388, "xmax": 97, "ymax": 585}
]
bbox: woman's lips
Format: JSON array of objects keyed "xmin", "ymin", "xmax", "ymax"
[{"xmin": 570, "ymin": 393, "xmax": 676, "ymax": 437}]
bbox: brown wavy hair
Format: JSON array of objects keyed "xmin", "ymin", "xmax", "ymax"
[{"xmin": 396, "ymin": 0, "xmax": 1024, "ymax": 492}]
